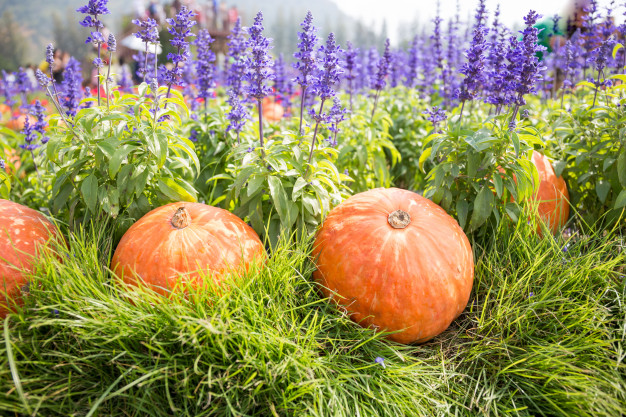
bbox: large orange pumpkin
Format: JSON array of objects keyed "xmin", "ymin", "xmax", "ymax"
[
  {"xmin": 111, "ymin": 202, "xmax": 266, "ymax": 296},
  {"xmin": 530, "ymin": 151, "xmax": 569, "ymax": 235},
  {"xmin": 312, "ymin": 188, "xmax": 474, "ymax": 344},
  {"xmin": 0, "ymin": 200, "xmax": 62, "ymax": 318}
]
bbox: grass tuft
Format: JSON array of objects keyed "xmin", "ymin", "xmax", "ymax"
[{"xmin": 0, "ymin": 222, "xmax": 625, "ymax": 416}]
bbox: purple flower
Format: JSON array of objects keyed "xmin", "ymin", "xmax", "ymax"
[
  {"xmin": 189, "ymin": 128, "xmax": 199, "ymax": 142},
  {"xmin": 132, "ymin": 50, "xmax": 157, "ymax": 83},
  {"xmin": 405, "ymin": 35, "xmax": 420, "ymax": 88},
  {"xmin": 293, "ymin": 11, "xmax": 319, "ymax": 91},
  {"xmin": 311, "ymin": 32, "xmax": 343, "ymax": 102},
  {"xmin": 77, "ymin": 0, "xmax": 109, "ymax": 29},
  {"xmin": 0, "ymin": 158, "xmax": 5, "ymax": 170},
  {"xmin": 327, "ymin": 96, "xmax": 346, "ymax": 137},
  {"xmin": 194, "ymin": 29, "xmax": 216, "ymax": 103},
  {"xmin": 457, "ymin": 0, "xmax": 489, "ymax": 106},
  {"xmin": 226, "ymin": 91, "xmax": 249, "ymax": 134},
  {"xmin": 529, "ymin": 291, "xmax": 534, "ymax": 298},
  {"xmin": 107, "ymin": 33, "xmax": 116, "ymax": 52},
  {"xmin": 514, "ymin": 11, "xmax": 546, "ymax": 106},
  {"xmin": 373, "ymin": 39, "xmax": 391, "ymax": 91},
  {"xmin": 225, "ymin": 17, "xmax": 248, "ymax": 97},
  {"xmin": 35, "ymin": 69, "xmax": 50, "ymax": 89},
  {"xmin": 343, "ymin": 41, "xmax": 359, "ymax": 109},
  {"xmin": 93, "ymin": 57, "xmax": 104, "ymax": 69},
  {"xmin": 375, "ymin": 357, "xmax": 386, "ymax": 369},
  {"xmin": 46, "ymin": 44, "xmax": 54, "ymax": 68},
  {"xmin": 29, "ymin": 100, "xmax": 49, "ymax": 144},
  {"xmin": 20, "ymin": 116, "xmax": 39, "ymax": 152},
  {"xmin": 59, "ymin": 57, "xmax": 83, "ymax": 117},
  {"xmin": 243, "ymin": 12, "xmax": 274, "ymax": 100},
  {"xmin": 132, "ymin": 18, "xmax": 159, "ymax": 45},
  {"xmin": 365, "ymin": 47, "xmax": 379, "ymax": 90},
  {"xmin": 424, "ymin": 106, "xmax": 447, "ymax": 132},
  {"xmin": 273, "ymin": 53, "xmax": 294, "ymax": 112},
  {"xmin": 162, "ymin": 6, "xmax": 197, "ymax": 92}
]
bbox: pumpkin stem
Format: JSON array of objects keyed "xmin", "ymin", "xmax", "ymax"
[
  {"xmin": 388, "ymin": 210, "xmax": 411, "ymax": 229},
  {"xmin": 171, "ymin": 207, "xmax": 191, "ymax": 229}
]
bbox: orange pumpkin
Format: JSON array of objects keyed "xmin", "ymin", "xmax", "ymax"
[
  {"xmin": 111, "ymin": 202, "xmax": 266, "ymax": 296},
  {"xmin": 3, "ymin": 148, "xmax": 22, "ymax": 176},
  {"xmin": 262, "ymin": 97, "xmax": 284, "ymax": 122},
  {"xmin": 0, "ymin": 200, "xmax": 62, "ymax": 318},
  {"xmin": 530, "ymin": 151, "xmax": 569, "ymax": 235},
  {"xmin": 0, "ymin": 103, "xmax": 11, "ymax": 115},
  {"xmin": 312, "ymin": 188, "xmax": 474, "ymax": 344},
  {"xmin": 6, "ymin": 114, "xmax": 37, "ymax": 131}
]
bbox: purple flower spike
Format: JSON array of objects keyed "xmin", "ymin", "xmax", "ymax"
[
  {"xmin": 77, "ymin": 0, "xmax": 109, "ymax": 29},
  {"xmin": 243, "ymin": 11, "xmax": 274, "ymax": 100},
  {"xmin": 194, "ymin": 29, "xmax": 216, "ymax": 104},
  {"xmin": 312, "ymin": 32, "xmax": 343, "ymax": 102},
  {"xmin": 375, "ymin": 357, "xmax": 386, "ymax": 369},
  {"xmin": 373, "ymin": 39, "xmax": 391, "ymax": 92},
  {"xmin": 132, "ymin": 18, "xmax": 159, "ymax": 45},
  {"xmin": 225, "ymin": 17, "xmax": 247, "ymax": 97}
]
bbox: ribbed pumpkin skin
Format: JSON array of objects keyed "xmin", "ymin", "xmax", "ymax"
[
  {"xmin": 312, "ymin": 188, "xmax": 474, "ymax": 344},
  {"xmin": 0, "ymin": 199, "xmax": 61, "ymax": 318},
  {"xmin": 531, "ymin": 151, "xmax": 570, "ymax": 234},
  {"xmin": 111, "ymin": 202, "xmax": 265, "ymax": 295}
]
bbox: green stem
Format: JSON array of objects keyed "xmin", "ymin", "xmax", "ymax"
[{"xmin": 257, "ymin": 98, "xmax": 265, "ymax": 159}]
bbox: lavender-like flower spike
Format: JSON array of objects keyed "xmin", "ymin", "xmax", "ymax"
[
  {"xmin": 244, "ymin": 12, "xmax": 274, "ymax": 100},
  {"xmin": 194, "ymin": 29, "xmax": 216, "ymax": 108},
  {"xmin": 133, "ymin": 18, "xmax": 159, "ymax": 45},
  {"xmin": 30, "ymin": 100, "xmax": 49, "ymax": 144},
  {"xmin": 46, "ymin": 44, "xmax": 54, "ymax": 67},
  {"xmin": 161, "ymin": 6, "xmax": 196, "ymax": 103},
  {"xmin": 371, "ymin": 38, "xmax": 391, "ymax": 119},
  {"xmin": 509, "ymin": 10, "xmax": 546, "ymax": 129},
  {"xmin": 373, "ymin": 39, "xmax": 391, "ymax": 91},
  {"xmin": 293, "ymin": 11, "xmax": 319, "ymax": 133},
  {"xmin": 225, "ymin": 17, "xmax": 247, "ymax": 97},
  {"xmin": 35, "ymin": 69, "xmax": 50, "ymax": 89},
  {"xmin": 77, "ymin": 0, "xmax": 109, "ymax": 29},
  {"xmin": 107, "ymin": 33, "xmax": 116, "ymax": 51},
  {"xmin": 592, "ymin": 37, "xmax": 614, "ymax": 105},
  {"xmin": 0, "ymin": 158, "xmax": 4, "ymax": 170},
  {"xmin": 406, "ymin": 35, "xmax": 420, "ymax": 88},
  {"xmin": 457, "ymin": 0, "xmax": 489, "ymax": 115},
  {"xmin": 307, "ymin": 32, "xmax": 343, "ymax": 167},
  {"xmin": 327, "ymin": 96, "xmax": 347, "ymax": 145},
  {"xmin": 344, "ymin": 41, "xmax": 359, "ymax": 111},
  {"xmin": 273, "ymin": 53, "xmax": 294, "ymax": 113},
  {"xmin": 423, "ymin": 106, "xmax": 447, "ymax": 132},
  {"xmin": 243, "ymin": 11, "xmax": 274, "ymax": 155},
  {"xmin": 59, "ymin": 57, "xmax": 83, "ymax": 117},
  {"xmin": 226, "ymin": 91, "xmax": 249, "ymax": 144}
]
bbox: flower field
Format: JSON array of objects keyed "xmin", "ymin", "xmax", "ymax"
[{"xmin": 0, "ymin": 0, "xmax": 625, "ymax": 415}]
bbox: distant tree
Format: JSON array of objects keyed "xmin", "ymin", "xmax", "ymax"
[{"xmin": 0, "ymin": 11, "xmax": 31, "ymax": 71}]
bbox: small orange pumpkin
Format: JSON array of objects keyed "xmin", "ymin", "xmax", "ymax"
[
  {"xmin": 262, "ymin": 97, "xmax": 284, "ymax": 123},
  {"xmin": 530, "ymin": 151, "xmax": 569, "ymax": 235},
  {"xmin": 3, "ymin": 148, "xmax": 22, "ymax": 176},
  {"xmin": 111, "ymin": 202, "xmax": 266, "ymax": 296},
  {"xmin": 0, "ymin": 200, "xmax": 62, "ymax": 318},
  {"xmin": 312, "ymin": 188, "xmax": 474, "ymax": 344},
  {"xmin": 6, "ymin": 114, "xmax": 37, "ymax": 131}
]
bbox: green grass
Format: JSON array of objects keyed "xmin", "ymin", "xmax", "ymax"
[{"xmin": 0, "ymin": 221, "xmax": 625, "ymax": 416}]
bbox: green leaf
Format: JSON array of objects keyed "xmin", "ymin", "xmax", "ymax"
[
  {"xmin": 493, "ymin": 173, "xmax": 503, "ymax": 198},
  {"xmin": 247, "ymin": 175, "xmax": 265, "ymax": 197},
  {"xmin": 292, "ymin": 177, "xmax": 308, "ymax": 200},
  {"xmin": 157, "ymin": 177, "xmax": 197, "ymax": 202},
  {"xmin": 615, "ymin": 189, "xmax": 626, "ymax": 209},
  {"xmin": 612, "ymin": 43, "xmax": 624, "ymax": 60},
  {"xmin": 81, "ymin": 174, "xmax": 99, "ymax": 213},
  {"xmin": 469, "ymin": 186, "xmax": 494, "ymax": 231},
  {"xmin": 108, "ymin": 145, "xmax": 137, "ymax": 179},
  {"xmin": 267, "ymin": 175, "xmax": 289, "ymax": 224},
  {"xmin": 618, "ymin": 150, "xmax": 626, "ymax": 187},
  {"xmin": 456, "ymin": 199, "xmax": 469, "ymax": 229},
  {"xmin": 505, "ymin": 202, "xmax": 520, "ymax": 223},
  {"xmin": 595, "ymin": 181, "xmax": 611, "ymax": 204}
]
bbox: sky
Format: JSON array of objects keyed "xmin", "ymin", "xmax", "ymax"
[{"xmin": 333, "ymin": 0, "xmax": 621, "ymax": 42}]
